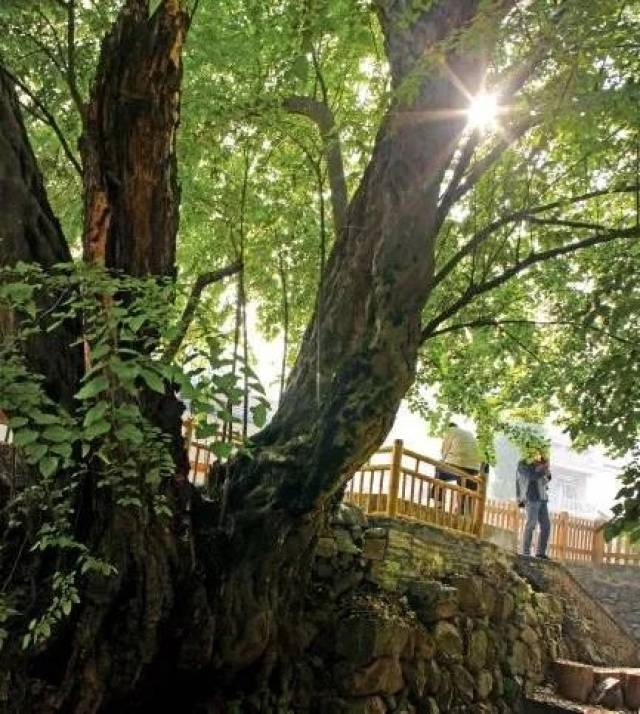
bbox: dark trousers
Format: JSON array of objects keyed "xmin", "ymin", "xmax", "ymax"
[
  {"xmin": 522, "ymin": 500, "xmax": 551, "ymax": 556},
  {"xmin": 434, "ymin": 466, "xmax": 477, "ymax": 514}
]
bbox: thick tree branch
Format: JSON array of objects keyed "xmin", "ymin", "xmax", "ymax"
[
  {"xmin": 0, "ymin": 66, "xmax": 82, "ymax": 407},
  {"xmin": 283, "ymin": 95, "xmax": 348, "ymax": 237},
  {"xmin": 162, "ymin": 261, "xmax": 242, "ymax": 363},
  {"xmin": 82, "ymin": 0, "xmax": 188, "ymax": 273},
  {"xmin": 422, "ymin": 224, "xmax": 640, "ymax": 341}
]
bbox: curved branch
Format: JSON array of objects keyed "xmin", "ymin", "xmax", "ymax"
[
  {"xmin": 431, "ymin": 184, "xmax": 640, "ymax": 292},
  {"xmin": 0, "ymin": 65, "xmax": 82, "ymax": 175},
  {"xmin": 421, "ymin": 224, "xmax": 640, "ymax": 342},
  {"xmin": 283, "ymin": 95, "xmax": 348, "ymax": 237},
  {"xmin": 162, "ymin": 261, "xmax": 242, "ymax": 363}
]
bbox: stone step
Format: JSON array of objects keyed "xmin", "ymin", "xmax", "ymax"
[
  {"xmin": 553, "ymin": 659, "xmax": 640, "ymax": 710},
  {"xmin": 526, "ymin": 685, "xmax": 631, "ymax": 713}
]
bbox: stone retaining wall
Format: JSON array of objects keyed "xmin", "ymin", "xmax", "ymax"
[{"xmin": 273, "ymin": 505, "xmax": 637, "ymax": 714}]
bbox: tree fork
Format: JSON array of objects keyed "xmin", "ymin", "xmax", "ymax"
[{"xmin": 1, "ymin": 1, "xmax": 518, "ymax": 711}]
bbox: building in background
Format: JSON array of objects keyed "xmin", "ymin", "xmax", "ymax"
[{"xmin": 385, "ymin": 404, "xmax": 623, "ymax": 519}]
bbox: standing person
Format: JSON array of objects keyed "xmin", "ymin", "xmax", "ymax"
[
  {"xmin": 436, "ymin": 421, "xmax": 482, "ymax": 513},
  {"xmin": 516, "ymin": 450, "xmax": 552, "ymax": 559}
]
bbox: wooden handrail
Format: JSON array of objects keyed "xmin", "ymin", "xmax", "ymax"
[
  {"xmin": 399, "ymin": 468, "xmax": 480, "ymax": 497},
  {"xmin": 399, "ymin": 446, "xmax": 482, "ymax": 483}
]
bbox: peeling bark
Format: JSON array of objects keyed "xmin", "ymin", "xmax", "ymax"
[{"xmin": 81, "ymin": 0, "xmax": 186, "ymax": 276}]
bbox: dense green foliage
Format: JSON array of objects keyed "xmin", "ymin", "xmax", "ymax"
[
  {"xmin": 1, "ymin": 2, "xmax": 640, "ymax": 545},
  {"xmin": 0, "ymin": 263, "xmax": 266, "ymax": 649}
]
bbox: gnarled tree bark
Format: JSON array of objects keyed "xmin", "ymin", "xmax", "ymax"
[
  {"xmin": 0, "ymin": 68, "xmax": 83, "ymax": 408},
  {"xmin": 1, "ymin": 1, "xmax": 514, "ymax": 711}
]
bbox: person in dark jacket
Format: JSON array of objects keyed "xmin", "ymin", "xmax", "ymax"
[{"xmin": 516, "ymin": 451, "xmax": 551, "ymax": 559}]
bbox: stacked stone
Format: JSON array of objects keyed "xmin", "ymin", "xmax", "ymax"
[{"xmin": 296, "ymin": 504, "xmax": 576, "ymax": 713}]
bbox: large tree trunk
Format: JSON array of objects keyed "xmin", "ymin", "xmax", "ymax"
[
  {"xmin": 0, "ymin": 1, "xmax": 504, "ymax": 711},
  {"xmin": 213, "ymin": 0, "xmax": 487, "ymax": 681}
]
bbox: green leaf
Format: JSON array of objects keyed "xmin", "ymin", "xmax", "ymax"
[
  {"xmin": 13, "ymin": 429, "xmax": 39, "ymax": 447},
  {"xmin": 129, "ymin": 315, "xmax": 146, "ymax": 333},
  {"xmin": 24, "ymin": 443, "xmax": 48, "ymax": 464},
  {"xmin": 91, "ymin": 342, "xmax": 111, "ymax": 361},
  {"xmin": 75, "ymin": 376, "xmax": 109, "ymax": 401},
  {"xmin": 251, "ymin": 402, "xmax": 268, "ymax": 428},
  {"xmin": 195, "ymin": 422, "xmax": 218, "ymax": 439},
  {"xmin": 116, "ymin": 424, "xmax": 143, "ymax": 445},
  {"xmin": 83, "ymin": 401, "xmax": 109, "ymax": 428},
  {"xmin": 39, "ymin": 456, "xmax": 59, "ymax": 478},
  {"xmin": 50, "ymin": 443, "xmax": 72, "ymax": 460},
  {"xmin": 84, "ymin": 420, "xmax": 110, "ymax": 441},
  {"xmin": 42, "ymin": 425, "xmax": 73, "ymax": 443},
  {"xmin": 140, "ymin": 369, "xmax": 165, "ymax": 394},
  {"xmin": 31, "ymin": 411, "xmax": 60, "ymax": 425},
  {"xmin": 212, "ymin": 441, "xmax": 233, "ymax": 460},
  {"xmin": 7, "ymin": 416, "xmax": 28, "ymax": 429}
]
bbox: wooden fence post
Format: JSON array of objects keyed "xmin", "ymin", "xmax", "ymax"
[
  {"xmin": 474, "ymin": 472, "xmax": 487, "ymax": 537},
  {"xmin": 183, "ymin": 417, "xmax": 194, "ymax": 451},
  {"xmin": 386, "ymin": 439, "xmax": 403, "ymax": 517},
  {"xmin": 592, "ymin": 520, "xmax": 605, "ymax": 564},
  {"xmin": 557, "ymin": 511, "xmax": 569, "ymax": 561}
]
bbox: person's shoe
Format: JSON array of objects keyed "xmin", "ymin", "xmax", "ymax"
[{"xmin": 536, "ymin": 554, "xmax": 551, "ymax": 560}]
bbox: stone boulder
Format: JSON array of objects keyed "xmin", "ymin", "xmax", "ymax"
[
  {"xmin": 335, "ymin": 615, "xmax": 411, "ymax": 666},
  {"xmin": 554, "ymin": 659, "xmax": 595, "ymax": 703},
  {"xmin": 433, "ymin": 622, "xmax": 463, "ymax": 663},
  {"xmin": 347, "ymin": 657, "xmax": 404, "ymax": 696}
]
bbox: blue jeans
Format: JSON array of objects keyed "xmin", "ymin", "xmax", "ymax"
[{"xmin": 522, "ymin": 500, "xmax": 551, "ymax": 556}]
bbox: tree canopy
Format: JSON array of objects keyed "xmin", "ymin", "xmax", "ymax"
[
  {"xmin": 2, "ymin": 0, "xmax": 640, "ymax": 707},
  {"xmin": 3, "ymin": 0, "xmax": 639, "ymax": 450}
]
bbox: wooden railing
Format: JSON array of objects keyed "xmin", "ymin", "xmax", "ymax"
[
  {"xmin": 344, "ymin": 439, "xmax": 486, "ymax": 536},
  {"xmin": 484, "ymin": 500, "xmax": 598, "ymax": 562},
  {"xmin": 345, "ymin": 439, "xmax": 640, "ymax": 567},
  {"xmin": 3, "ymin": 411, "xmax": 640, "ymax": 566},
  {"xmin": 483, "ymin": 500, "xmax": 640, "ymax": 565}
]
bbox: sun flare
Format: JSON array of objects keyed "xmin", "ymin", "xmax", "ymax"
[{"xmin": 467, "ymin": 92, "xmax": 499, "ymax": 130}]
